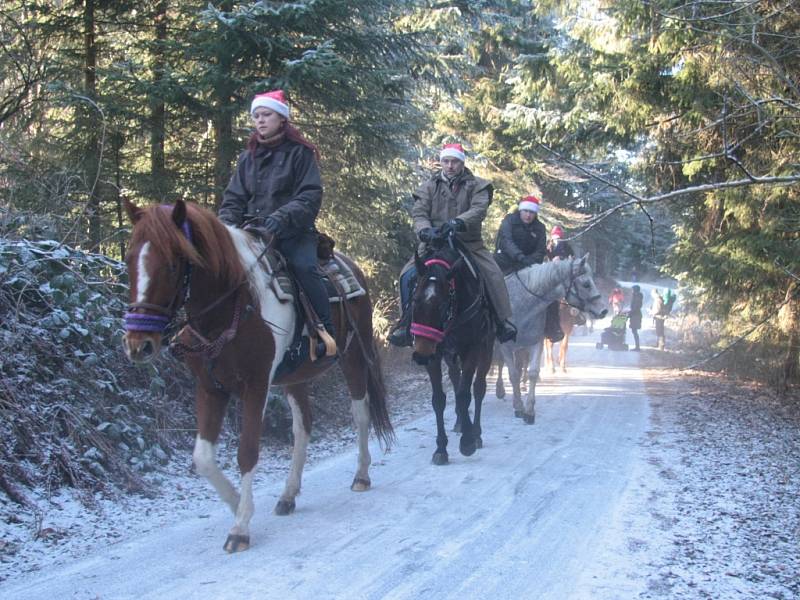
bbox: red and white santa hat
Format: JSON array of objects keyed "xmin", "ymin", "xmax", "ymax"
[
  {"xmin": 440, "ymin": 143, "xmax": 466, "ymax": 162},
  {"xmin": 551, "ymin": 225, "xmax": 564, "ymax": 238},
  {"xmin": 250, "ymin": 90, "xmax": 290, "ymax": 118},
  {"xmin": 519, "ymin": 195, "xmax": 541, "ymax": 213}
]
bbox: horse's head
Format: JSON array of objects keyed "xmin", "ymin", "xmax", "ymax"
[
  {"xmin": 564, "ymin": 253, "xmax": 607, "ymax": 319},
  {"xmin": 121, "ymin": 198, "xmax": 197, "ymax": 364},
  {"xmin": 410, "ymin": 246, "xmax": 462, "ymax": 365}
]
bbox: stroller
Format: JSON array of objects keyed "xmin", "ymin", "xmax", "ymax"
[{"xmin": 596, "ymin": 313, "xmax": 629, "ymax": 350}]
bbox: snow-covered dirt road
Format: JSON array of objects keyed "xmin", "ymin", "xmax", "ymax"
[
  {"xmin": 4, "ymin": 318, "xmax": 798, "ymax": 599},
  {"xmin": 4, "ymin": 324, "xmax": 659, "ymax": 600}
]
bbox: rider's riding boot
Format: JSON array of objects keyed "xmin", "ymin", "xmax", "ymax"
[
  {"xmin": 388, "ymin": 311, "xmax": 412, "ymax": 347},
  {"xmin": 496, "ymin": 318, "xmax": 517, "ymax": 343}
]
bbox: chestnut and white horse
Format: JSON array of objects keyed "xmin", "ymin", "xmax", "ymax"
[{"xmin": 121, "ymin": 199, "xmax": 393, "ymax": 552}]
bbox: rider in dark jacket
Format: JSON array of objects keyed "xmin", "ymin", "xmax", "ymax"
[
  {"xmin": 494, "ymin": 196, "xmax": 564, "ymax": 342},
  {"xmin": 494, "ymin": 202, "xmax": 547, "ymax": 276},
  {"xmin": 219, "ymin": 90, "xmax": 335, "ymax": 358},
  {"xmin": 546, "ymin": 225, "xmax": 574, "ymax": 261}
]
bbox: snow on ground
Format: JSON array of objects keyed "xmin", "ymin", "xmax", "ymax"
[{"xmin": 1, "ymin": 316, "xmax": 798, "ymax": 599}]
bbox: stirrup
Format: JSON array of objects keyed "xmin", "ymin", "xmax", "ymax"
[{"xmin": 310, "ymin": 326, "xmax": 337, "ymax": 361}]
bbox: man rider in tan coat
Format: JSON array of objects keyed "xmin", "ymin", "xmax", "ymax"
[{"xmin": 388, "ymin": 142, "xmax": 517, "ymax": 346}]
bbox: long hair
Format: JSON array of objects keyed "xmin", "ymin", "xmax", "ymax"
[{"xmin": 247, "ymin": 122, "xmax": 321, "ymax": 162}]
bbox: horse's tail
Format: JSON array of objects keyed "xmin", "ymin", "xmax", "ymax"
[{"xmin": 364, "ymin": 337, "xmax": 395, "ymax": 449}]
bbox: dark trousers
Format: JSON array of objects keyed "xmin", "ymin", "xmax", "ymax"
[
  {"xmin": 278, "ymin": 230, "xmax": 331, "ymax": 330},
  {"xmin": 399, "ymin": 266, "xmax": 417, "ymax": 313}
]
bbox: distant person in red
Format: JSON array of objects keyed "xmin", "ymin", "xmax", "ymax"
[{"xmin": 609, "ymin": 287, "xmax": 624, "ymax": 315}]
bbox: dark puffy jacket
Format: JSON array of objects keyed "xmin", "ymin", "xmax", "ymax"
[
  {"xmin": 218, "ymin": 139, "xmax": 322, "ymax": 237},
  {"xmin": 493, "ymin": 211, "xmax": 547, "ymax": 275}
]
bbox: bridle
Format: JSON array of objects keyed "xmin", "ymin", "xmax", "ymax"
[
  {"xmin": 514, "ymin": 260, "xmax": 600, "ymax": 313},
  {"xmin": 124, "ymin": 217, "xmax": 194, "ymax": 335},
  {"xmin": 409, "ymin": 256, "xmax": 485, "ymax": 343}
]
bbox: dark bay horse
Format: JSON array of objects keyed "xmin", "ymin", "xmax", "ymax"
[
  {"xmin": 409, "ymin": 235, "xmax": 494, "ymax": 465},
  {"xmin": 121, "ymin": 199, "xmax": 393, "ymax": 552},
  {"xmin": 496, "ymin": 256, "xmax": 606, "ymax": 423}
]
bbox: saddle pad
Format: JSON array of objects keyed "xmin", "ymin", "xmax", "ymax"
[{"xmin": 267, "ymin": 251, "xmax": 365, "ymax": 303}]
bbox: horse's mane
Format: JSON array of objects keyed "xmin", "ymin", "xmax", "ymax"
[
  {"xmin": 514, "ymin": 259, "xmax": 571, "ymax": 292},
  {"xmin": 132, "ymin": 203, "xmax": 246, "ymax": 289}
]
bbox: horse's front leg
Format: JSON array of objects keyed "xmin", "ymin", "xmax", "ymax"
[
  {"xmin": 456, "ymin": 354, "xmax": 477, "ymax": 457},
  {"xmin": 275, "ymin": 383, "xmax": 312, "ymax": 514},
  {"xmin": 499, "ymin": 345, "xmax": 523, "ymax": 416},
  {"xmin": 427, "ymin": 358, "xmax": 449, "ymax": 465},
  {"xmin": 193, "ymin": 387, "xmax": 239, "ymax": 512},
  {"xmin": 494, "ymin": 346, "xmax": 506, "ymax": 399},
  {"xmin": 447, "ymin": 358, "xmax": 464, "ymax": 433},
  {"xmin": 470, "ymin": 343, "xmax": 493, "ymax": 450},
  {"xmin": 559, "ymin": 334, "xmax": 570, "ymax": 373},
  {"xmin": 523, "ymin": 341, "xmax": 544, "ymax": 425},
  {"xmin": 544, "ymin": 339, "xmax": 555, "ymax": 374},
  {"xmin": 222, "ymin": 380, "xmax": 271, "ymax": 553}
]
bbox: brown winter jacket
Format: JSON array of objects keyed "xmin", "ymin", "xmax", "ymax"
[
  {"xmin": 218, "ymin": 139, "xmax": 322, "ymax": 238},
  {"xmin": 411, "ymin": 168, "xmax": 493, "ymax": 250}
]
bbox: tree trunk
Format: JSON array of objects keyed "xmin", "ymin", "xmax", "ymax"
[
  {"xmin": 780, "ymin": 283, "xmax": 800, "ymax": 391},
  {"xmin": 150, "ymin": 0, "xmax": 168, "ymax": 200},
  {"xmin": 212, "ymin": 0, "xmax": 235, "ymax": 209},
  {"xmin": 83, "ymin": 0, "xmax": 101, "ymax": 249}
]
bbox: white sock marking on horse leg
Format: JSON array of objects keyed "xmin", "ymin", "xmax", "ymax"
[
  {"xmin": 135, "ymin": 241, "xmax": 151, "ymax": 303},
  {"xmin": 351, "ymin": 397, "xmax": 371, "ymax": 482},
  {"xmin": 280, "ymin": 394, "xmax": 309, "ymax": 503},
  {"xmin": 193, "ymin": 436, "xmax": 239, "ymax": 514},
  {"xmin": 230, "ymin": 470, "xmax": 255, "ymax": 537}
]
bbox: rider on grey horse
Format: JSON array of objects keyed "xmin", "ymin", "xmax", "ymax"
[
  {"xmin": 494, "ymin": 195, "xmax": 564, "ymax": 343},
  {"xmin": 389, "ymin": 142, "xmax": 517, "ymax": 347}
]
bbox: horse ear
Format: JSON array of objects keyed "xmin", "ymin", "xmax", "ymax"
[
  {"xmin": 579, "ymin": 253, "xmax": 589, "ymax": 270},
  {"xmin": 123, "ymin": 195, "xmax": 143, "ymax": 224},
  {"xmin": 172, "ymin": 199, "xmax": 187, "ymax": 229}
]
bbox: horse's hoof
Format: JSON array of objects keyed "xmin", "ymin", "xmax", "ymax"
[
  {"xmin": 223, "ymin": 534, "xmax": 250, "ymax": 553},
  {"xmin": 351, "ymin": 477, "xmax": 371, "ymax": 492},
  {"xmin": 496, "ymin": 387, "xmax": 505, "ymax": 399},
  {"xmin": 274, "ymin": 499, "xmax": 296, "ymax": 516},
  {"xmin": 523, "ymin": 413, "xmax": 535, "ymax": 425},
  {"xmin": 452, "ymin": 422, "xmax": 462, "ymax": 433},
  {"xmin": 475, "ymin": 436, "xmax": 483, "ymax": 449},
  {"xmin": 431, "ymin": 452, "xmax": 449, "ymax": 465},
  {"xmin": 514, "ymin": 410, "xmax": 524, "ymax": 419},
  {"xmin": 460, "ymin": 437, "xmax": 477, "ymax": 457}
]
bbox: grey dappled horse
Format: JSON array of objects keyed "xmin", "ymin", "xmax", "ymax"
[{"xmin": 496, "ymin": 255, "xmax": 607, "ymax": 423}]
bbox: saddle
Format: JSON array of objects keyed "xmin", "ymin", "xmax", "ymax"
[{"xmin": 257, "ymin": 232, "xmax": 365, "ymax": 373}]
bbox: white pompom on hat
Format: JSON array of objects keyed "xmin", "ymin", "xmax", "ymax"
[
  {"xmin": 250, "ymin": 90, "xmax": 290, "ymax": 118},
  {"xmin": 518, "ymin": 195, "xmax": 541, "ymax": 213},
  {"xmin": 440, "ymin": 143, "xmax": 466, "ymax": 162}
]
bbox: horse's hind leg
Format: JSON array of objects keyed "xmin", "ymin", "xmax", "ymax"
[
  {"xmin": 275, "ymin": 383, "xmax": 312, "ymax": 516},
  {"xmin": 522, "ymin": 341, "xmax": 543, "ymax": 425},
  {"xmin": 495, "ymin": 349, "xmax": 506, "ymax": 399},
  {"xmin": 339, "ymin": 346, "xmax": 372, "ymax": 491},
  {"xmin": 559, "ymin": 334, "xmax": 570, "ymax": 373}
]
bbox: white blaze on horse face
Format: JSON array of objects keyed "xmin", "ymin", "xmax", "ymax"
[
  {"xmin": 135, "ymin": 241, "xmax": 152, "ymax": 304},
  {"xmin": 423, "ymin": 281, "xmax": 438, "ymax": 302}
]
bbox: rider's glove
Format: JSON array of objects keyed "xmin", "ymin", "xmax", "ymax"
[
  {"xmin": 262, "ymin": 216, "xmax": 282, "ymax": 234},
  {"xmin": 418, "ymin": 227, "xmax": 435, "ymax": 243}
]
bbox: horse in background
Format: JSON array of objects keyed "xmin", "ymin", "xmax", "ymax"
[
  {"xmin": 543, "ymin": 302, "xmax": 585, "ymax": 374},
  {"xmin": 121, "ymin": 199, "xmax": 393, "ymax": 552},
  {"xmin": 409, "ymin": 233, "xmax": 494, "ymax": 465},
  {"xmin": 496, "ymin": 256, "xmax": 606, "ymax": 423}
]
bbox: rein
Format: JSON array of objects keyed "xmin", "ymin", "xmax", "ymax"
[{"xmin": 514, "ymin": 261, "xmax": 588, "ymax": 313}]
